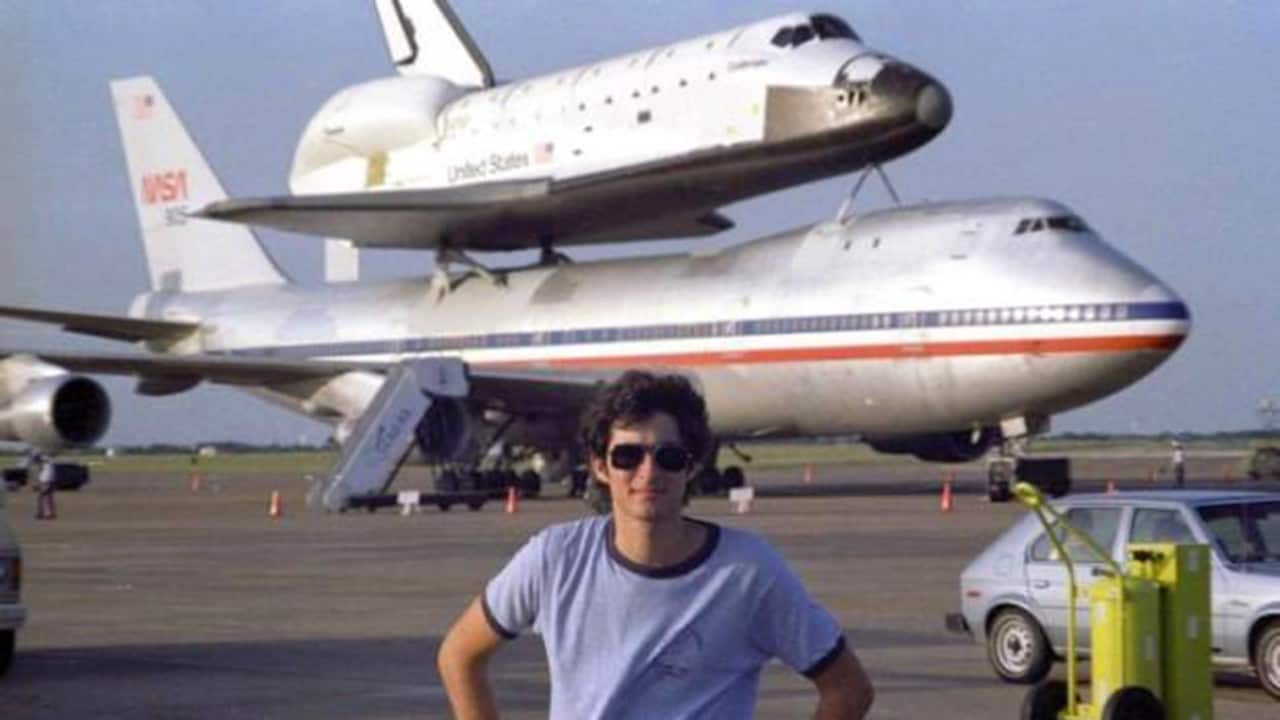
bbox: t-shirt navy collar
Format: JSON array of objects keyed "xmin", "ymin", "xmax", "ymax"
[{"xmin": 605, "ymin": 517, "xmax": 721, "ymax": 579}]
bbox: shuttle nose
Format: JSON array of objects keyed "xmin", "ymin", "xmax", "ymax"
[{"xmin": 870, "ymin": 62, "xmax": 952, "ymax": 131}]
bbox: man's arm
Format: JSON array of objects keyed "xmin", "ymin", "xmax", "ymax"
[
  {"xmin": 810, "ymin": 644, "xmax": 874, "ymax": 720},
  {"xmin": 437, "ymin": 596, "xmax": 507, "ymax": 720}
]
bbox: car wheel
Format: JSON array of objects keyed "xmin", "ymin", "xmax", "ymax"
[
  {"xmin": 1254, "ymin": 621, "xmax": 1280, "ymax": 700},
  {"xmin": 0, "ymin": 629, "xmax": 14, "ymax": 677},
  {"xmin": 1020, "ymin": 680, "xmax": 1068, "ymax": 720},
  {"xmin": 1101, "ymin": 686, "xmax": 1163, "ymax": 720},
  {"xmin": 987, "ymin": 608, "xmax": 1052, "ymax": 684}
]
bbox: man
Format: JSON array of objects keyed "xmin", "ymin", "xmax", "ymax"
[
  {"xmin": 438, "ymin": 371, "xmax": 874, "ymax": 719},
  {"xmin": 1171, "ymin": 440, "xmax": 1186, "ymax": 488},
  {"xmin": 34, "ymin": 455, "xmax": 57, "ymax": 520}
]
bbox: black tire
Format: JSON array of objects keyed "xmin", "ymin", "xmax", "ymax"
[
  {"xmin": 1101, "ymin": 686, "xmax": 1163, "ymax": 720},
  {"xmin": 518, "ymin": 470, "xmax": 542, "ymax": 499},
  {"xmin": 0, "ymin": 629, "xmax": 14, "ymax": 677},
  {"xmin": 1253, "ymin": 621, "xmax": 1280, "ymax": 700},
  {"xmin": 989, "ymin": 480, "xmax": 1012, "ymax": 503},
  {"xmin": 437, "ymin": 502, "xmax": 452, "ymax": 512},
  {"xmin": 987, "ymin": 608, "xmax": 1052, "ymax": 684},
  {"xmin": 1021, "ymin": 680, "xmax": 1068, "ymax": 720},
  {"xmin": 467, "ymin": 500, "xmax": 484, "ymax": 511},
  {"xmin": 721, "ymin": 465, "xmax": 745, "ymax": 490},
  {"xmin": 435, "ymin": 470, "xmax": 460, "ymax": 493}
]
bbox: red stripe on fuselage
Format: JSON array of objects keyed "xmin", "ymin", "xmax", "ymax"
[{"xmin": 474, "ymin": 333, "xmax": 1186, "ymax": 370}]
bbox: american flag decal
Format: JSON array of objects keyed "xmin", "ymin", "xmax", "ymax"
[{"xmin": 132, "ymin": 94, "xmax": 155, "ymax": 120}]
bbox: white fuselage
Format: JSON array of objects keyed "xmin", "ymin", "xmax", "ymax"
[
  {"xmin": 291, "ymin": 12, "xmax": 935, "ymax": 197},
  {"xmin": 135, "ymin": 198, "xmax": 1189, "ymax": 441}
]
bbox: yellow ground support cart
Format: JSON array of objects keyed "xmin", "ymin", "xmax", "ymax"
[{"xmin": 1014, "ymin": 483, "xmax": 1213, "ymax": 720}]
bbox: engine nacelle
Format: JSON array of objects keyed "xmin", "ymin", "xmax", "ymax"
[
  {"xmin": 0, "ymin": 361, "xmax": 111, "ymax": 451},
  {"xmin": 291, "ymin": 75, "xmax": 468, "ymax": 193},
  {"xmin": 413, "ymin": 397, "xmax": 478, "ymax": 464},
  {"xmin": 866, "ymin": 428, "xmax": 998, "ymax": 463}
]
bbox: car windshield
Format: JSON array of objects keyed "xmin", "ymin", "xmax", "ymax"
[{"xmin": 1197, "ymin": 500, "xmax": 1280, "ymax": 563}]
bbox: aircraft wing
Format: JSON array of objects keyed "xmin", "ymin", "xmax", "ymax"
[
  {"xmin": 0, "ymin": 304, "xmax": 200, "ymax": 343},
  {"xmin": 194, "ymin": 147, "xmax": 741, "ymax": 251},
  {"xmin": 0, "ymin": 348, "xmax": 373, "ymax": 386},
  {"xmin": 1, "ymin": 347, "xmax": 605, "ymax": 413}
]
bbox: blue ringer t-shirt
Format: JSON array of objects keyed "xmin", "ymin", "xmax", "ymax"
[{"xmin": 482, "ymin": 516, "xmax": 845, "ymax": 719}]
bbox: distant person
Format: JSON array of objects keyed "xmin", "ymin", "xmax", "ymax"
[
  {"xmin": 438, "ymin": 371, "xmax": 874, "ymax": 719},
  {"xmin": 1171, "ymin": 441, "xmax": 1186, "ymax": 488},
  {"xmin": 34, "ymin": 456, "xmax": 57, "ymax": 520}
]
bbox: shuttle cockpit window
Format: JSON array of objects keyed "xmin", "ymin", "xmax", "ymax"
[
  {"xmin": 772, "ymin": 15, "xmax": 859, "ymax": 49},
  {"xmin": 810, "ymin": 14, "xmax": 860, "ymax": 42},
  {"xmin": 1014, "ymin": 215, "xmax": 1090, "ymax": 235}
]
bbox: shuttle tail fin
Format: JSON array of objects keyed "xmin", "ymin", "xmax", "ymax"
[
  {"xmin": 109, "ymin": 76, "xmax": 290, "ymax": 293},
  {"xmin": 374, "ymin": 0, "xmax": 494, "ymax": 88}
]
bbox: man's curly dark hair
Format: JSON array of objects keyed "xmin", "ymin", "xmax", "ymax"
[{"xmin": 579, "ymin": 371, "xmax": 712, "ymax": 468}]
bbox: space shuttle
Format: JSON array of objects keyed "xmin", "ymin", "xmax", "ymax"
[{"xmin": 199, "ymin": 0, "xmax": 952, "ymax": 264}]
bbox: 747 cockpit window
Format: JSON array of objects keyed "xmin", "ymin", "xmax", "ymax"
[{"xmin": 1015, "ymin": 215, "xmax": 1090, "ymax": 235}]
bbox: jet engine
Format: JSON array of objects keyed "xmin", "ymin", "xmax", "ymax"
[
  {"xmin": 413, "ymin": 396, "xmax": 478, "ymax": 463},
  {"xmin": 0, "ymin": 357, "xmax": 111, "ymax": 451},
  {"xmin": 291, "ymin": 76, "xmax": 468, "ymax": 194},
  {"xmin": 866, "ymin": 428, "xmax": 998, "ymax": 463}
]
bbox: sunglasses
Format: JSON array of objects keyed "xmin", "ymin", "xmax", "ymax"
[{"xmin": 608, "ymin": 443, "xmax": 693, "ymax": 473}]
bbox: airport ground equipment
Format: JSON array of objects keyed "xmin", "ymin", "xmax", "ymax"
[
  {"xmin": 1249, "ymin": 398, "xmax": 1279, "ymax": 482},
  {"xmin": 308, "ymin": 358, "xmax": 468, "ymax": 512},
  {"xmin": 1014, "ymin": 482, "xmax": 1216, "ymax": 720},
  {"xmin": 345, "ymin": 489, "xmax": 487, "ymax": 513},
  {"xmin": 989, "ymin": 457, "xmax": 1071, "ymax": 503}
]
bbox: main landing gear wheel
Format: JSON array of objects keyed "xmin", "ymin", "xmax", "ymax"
[
  {"xmin": 987, "ymin": 608, "xmax": 1052, "ymax": 684},
  {"xmin": 1020, "ymin": 680, "xmax": 1068, "ymax": 720},
  {"xmin": 988, "ymin": 460, "xmax": 1013, "ymax": 503},
  {"xmin": 1100, "ymin": 686, "xmax": 1164, "ymax": 720}
]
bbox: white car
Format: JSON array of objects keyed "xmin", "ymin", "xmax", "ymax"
[
  {"xmin": 0, "ymin": 484, "xmax": 26, "ymax": 677},
  {"xmin": 946, "ymin": 491, "xmax": 1280, "ymax": 700}
]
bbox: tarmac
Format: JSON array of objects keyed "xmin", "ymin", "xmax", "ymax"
[{"xmin": 0, "ymin": 453, "xmax": 1273, "ymax": 718}]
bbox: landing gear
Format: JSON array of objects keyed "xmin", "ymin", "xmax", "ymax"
[
  {"xmin": 986, "ymin": 417, "xmax": 1068, "ymax": 503},
  {"xmin": 432, "ymin": 466, "xmax": 541, "ymax": 499}
]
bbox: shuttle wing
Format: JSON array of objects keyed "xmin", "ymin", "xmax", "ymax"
[
  {"xmin": 196, "ymin": 147, "xmax": 745, "ymax": 250},
  {"xmin": 0, "ymin": 304, "xmax": 200, "ymax": 343}
]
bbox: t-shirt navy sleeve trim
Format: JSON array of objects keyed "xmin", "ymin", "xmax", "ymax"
[
  {"xmin": 481, "ymin": 592, "xmax": 518, "ymax": 640},
  {"xmin": 801, "ymin": 635, "xmax": 846, "ymax": 679}
]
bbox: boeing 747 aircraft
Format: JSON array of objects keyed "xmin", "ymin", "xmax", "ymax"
[
  {"xmin": 197, "ymin": 0, "xmax": 952, "ymax": 276},
  {"xmin": 0, "ymin": 77, "xmax": 1188, "ymax": 508}
]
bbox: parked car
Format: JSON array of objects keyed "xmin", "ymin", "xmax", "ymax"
[
  {"xmin": 0, "ymin": 485, "xmax": 26, "ymax": 677},
  {"xmin": 946, "ymin": 491, "xmax": 1280, "ymax": 700}
]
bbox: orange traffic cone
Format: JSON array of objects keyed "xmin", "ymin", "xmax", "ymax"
[
  {"xmin": 268, "ymin": 490, "xmax": 283, "ymax": 519},
  {"xmin": 940, "ymin": 473, "xmax": 954, "ymax": 513},
  {"xmin": 189, "ymin": 472, "xmax": 202, "ymax": 493},
  {"xmin": 1106, "ymin": 480, "xmax": 1117, "ymax": 495},
  {"xmin": 505, "ymin": 485, "xmax": 518, "ymax": 514},
  {"xmin": 802, "ymin": 463, "xmax": 814, "ymax": 485},
  {"xmin": 1223, "ymin": 463, "xmax": 1233, "ymax": 484}
]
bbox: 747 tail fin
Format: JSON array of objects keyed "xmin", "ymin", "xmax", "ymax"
[{"xmin": 110, "ymin": 76, "xmax": 289, "ymax": 293}]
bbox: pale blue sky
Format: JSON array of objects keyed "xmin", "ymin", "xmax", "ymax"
[{"xmin": 2, "ymin": 1, "xmax": 1277, "ymax": 445}]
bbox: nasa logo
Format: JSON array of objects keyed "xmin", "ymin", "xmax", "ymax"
[{"xmin": 141, "ymin": 170, "xmax": 188, "ymax": 205}]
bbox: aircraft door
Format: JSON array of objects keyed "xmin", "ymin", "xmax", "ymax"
[{"xmin": 1024, "ymin": 506, "xmax": 1124, "ymax": 649}]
